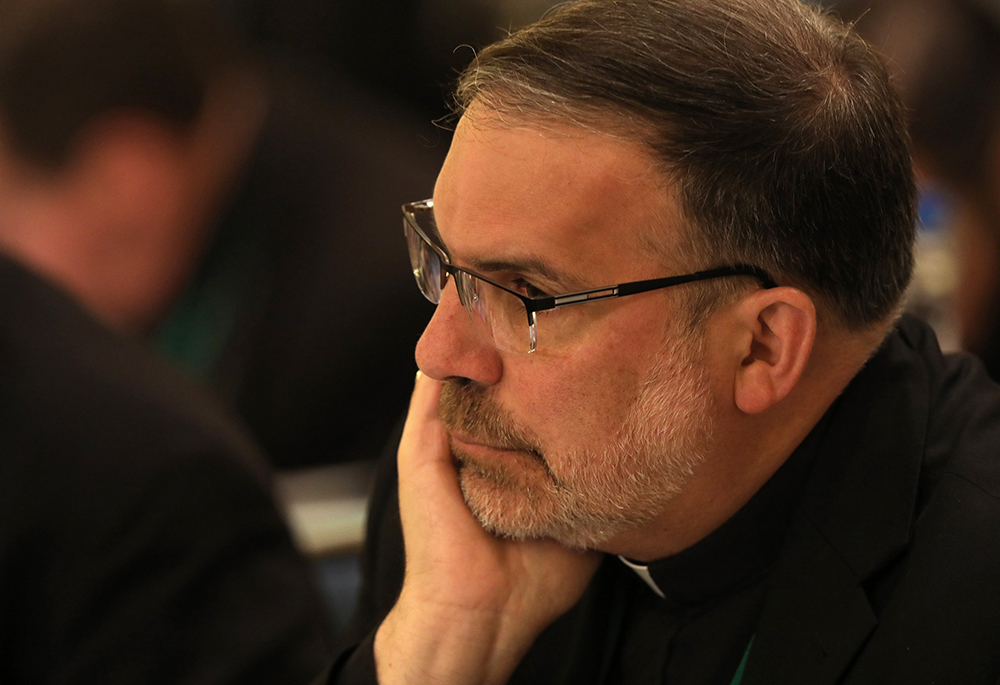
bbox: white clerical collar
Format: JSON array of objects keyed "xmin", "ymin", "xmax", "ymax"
[{"xmin": 618, "ymin": 555, "xmax": 665, "ymax": 599}]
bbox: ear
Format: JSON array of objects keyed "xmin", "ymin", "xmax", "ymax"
[{"xmin": 731, "ymin": 287, "xmax": 816, "ymax": 415}]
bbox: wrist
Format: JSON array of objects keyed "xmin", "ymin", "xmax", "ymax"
[{"xmin": 374, "ymin": 591, "xmax": 533, "ymax": 685}]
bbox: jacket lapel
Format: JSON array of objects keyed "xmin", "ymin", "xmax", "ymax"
[
  {"xmin": 742, "ymin": 515, "xmax": 876, "ymax": 685},
  {"xmin": 743, "ymin": 324, "xmax": 930, "ymax": 685}
]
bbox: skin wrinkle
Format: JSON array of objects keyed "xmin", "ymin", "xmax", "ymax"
[
  {"xmin": 454, "ymin": 109, "xmax": 694, "ymax": 277},
  {"xmin": 466, "ymin": 256, "xmax": 587, "ymax": 294}
]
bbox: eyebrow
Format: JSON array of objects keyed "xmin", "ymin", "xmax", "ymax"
[{"xmin": 465, "ymin": 256, "xmax": 589, "ymax": 293}]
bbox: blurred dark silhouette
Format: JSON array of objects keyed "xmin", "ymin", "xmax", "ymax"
[
  {"xmin": 837, "ymin": 0, "xmax": 1000, "ymax": 376},
  {"xmin": 0, "ymin": 0, "xmax": 337, "ymax": 681},
  {"xmin": 215, "ymin": 0, "xmax": 564, "ymax": 140}
]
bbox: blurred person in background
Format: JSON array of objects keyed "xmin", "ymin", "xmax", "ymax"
[
  {"xmin": 0, "ymin": 0, "xmax": 440, "ymax": 472},
  {"xmin": 838, "ymin": 0, "xmax": 1000, "ymax": 377},
  {"xmin": 4, "ymin": 0, "xmax": 449, "ymax": 616},
  {"xmin": 0, "ymin": 0, "xmax": 350, "ymax": 682}
]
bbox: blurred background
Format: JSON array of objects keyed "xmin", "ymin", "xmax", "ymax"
[{"xmin": 1, "ymin": 0, "xmax": 994, "ymax": 644}]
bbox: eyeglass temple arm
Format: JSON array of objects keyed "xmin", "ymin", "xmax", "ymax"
[
  {"xmin": 616, "ymin": 265, "xmax": 778, "ymax": 295},
  {"xmin": 526, "ymin": 265, "xmax": 777, "ymax": 316}
]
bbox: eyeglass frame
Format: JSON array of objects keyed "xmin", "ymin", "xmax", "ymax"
[{"xmin": 403, "ymin": 199, "xmax": 779, "ymax": 353}]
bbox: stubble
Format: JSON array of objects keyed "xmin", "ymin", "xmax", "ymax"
[{"xmin": 438, "ymin": 332, "xmax": 715, "ymax": 550}]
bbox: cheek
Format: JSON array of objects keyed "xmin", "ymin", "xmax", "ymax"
[{"xmin": 500, "ymin": 315, "xmax": 661, "ymax": 451}]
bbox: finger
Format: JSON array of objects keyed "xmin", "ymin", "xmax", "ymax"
[
  {"xmin": 407, "ymin": 370, "xmax": 443, "ymax": 427},
  {"xmin": 399, "ymin": 371, "xmax": 450, "ymax": 472},
  {"xmin": 397, "ymin": 373, "xmax": 475, "ymax": 542}
]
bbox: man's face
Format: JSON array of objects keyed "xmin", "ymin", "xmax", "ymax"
[{"xmin": 415, "ymin": 109, "xmax": 718, "ymax": 552}]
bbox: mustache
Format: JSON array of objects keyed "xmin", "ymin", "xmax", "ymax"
[{"xmin": 438, "ymin": 381, "xmax": 543, "ymax": 458}]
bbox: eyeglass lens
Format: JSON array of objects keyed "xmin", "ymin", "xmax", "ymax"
[
  {"xmin": 404, "ymin": 212, "xmax": 535, "ymax": 353},
  {"xmin": 405, "ymin": 218, "xmax": 444, "ymax": 302}
]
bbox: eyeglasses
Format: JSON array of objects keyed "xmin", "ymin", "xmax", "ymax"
[{"xmin": 403, "ymin": 199, "xmax": 777, "ymax": 354}]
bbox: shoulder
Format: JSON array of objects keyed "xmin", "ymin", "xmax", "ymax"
[
  {"xmin": 0, "ymin": 256, "xmax": 273, "ymax": 541},
  {"xmin": 0, "ymin": 258, "xmax": 333, "ymax": 683},
  {"xmin": 889, "ymin": 315, "xmax": 1000, "ymax": 501},
  {"xmin": 848, "ymin": 316, "xmax": 1000, "ymax": 680}
]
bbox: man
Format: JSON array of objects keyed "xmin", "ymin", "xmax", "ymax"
[
  {"xmin": 0, "ymin": 1, "xmax": 337, "ymax": 682},
  {"xmin": 317, "ymin": 0, "xmax": 1000, "ymax": 683}
]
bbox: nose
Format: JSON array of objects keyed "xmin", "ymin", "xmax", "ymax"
[{"xmin": 415, "ymin": 279, "xmax": 503, "ymax": 386}]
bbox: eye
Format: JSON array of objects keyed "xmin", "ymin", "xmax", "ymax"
[{"xmin": 510, "ymin": 277, "xmax": 551, "ymax": 299}]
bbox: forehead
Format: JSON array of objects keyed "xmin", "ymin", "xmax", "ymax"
[{"xmin": 432, "ymin": 111, "xmax": 685, "ymax": 287}]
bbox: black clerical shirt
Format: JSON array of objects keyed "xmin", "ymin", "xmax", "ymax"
[{"xmin": 606, "ymin": 417, "xmax": 826, "ymax": 684}]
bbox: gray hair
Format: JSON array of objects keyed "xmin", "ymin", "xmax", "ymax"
[{"xmin": 454, "ymin": 0, "xmax": 916, "ymax": 329}]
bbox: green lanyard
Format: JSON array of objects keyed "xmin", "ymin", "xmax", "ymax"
[{"xmin": 730, "ymin": 637, "xmax": 754, "ymax": 685}]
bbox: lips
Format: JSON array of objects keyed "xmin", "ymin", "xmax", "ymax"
[{"xmin": 449, "ymin": 430, "xmax": 522, "ymax": 453}]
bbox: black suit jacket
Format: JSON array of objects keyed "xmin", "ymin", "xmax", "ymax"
[
  {"xmin": 0, "ymin": 256, "xmax": 333, "ymax": 684},
  {"xmin": 321, "ymin": 316, "xmax": 1000, "ymax": 684}
]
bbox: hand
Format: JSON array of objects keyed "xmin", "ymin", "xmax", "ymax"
[{"xmin": 374, "ymin": 372, "xmax": 600, "ymax": 685}]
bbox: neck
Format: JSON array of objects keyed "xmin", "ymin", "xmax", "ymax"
[{"xmin": 605, "ymin": 320, "xmax": 883, "ymax": 562}]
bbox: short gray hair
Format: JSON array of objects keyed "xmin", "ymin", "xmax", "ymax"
[{"xmin": 454, "ymin": 0, "xmax": 916, "ymax": 330}]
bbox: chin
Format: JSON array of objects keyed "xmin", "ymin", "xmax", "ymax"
[{"xmin": 457, "ymin": 465, "xmax": 638, "ymax": 551}]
